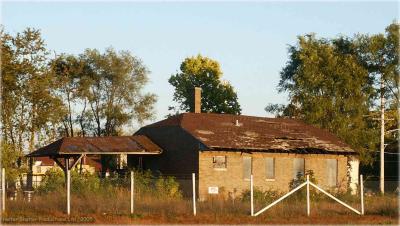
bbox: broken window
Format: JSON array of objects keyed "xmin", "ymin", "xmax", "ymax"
[
  {"xmin": 213, "ymin": 156, "xmax": 227, "ymax": 169},
  {"xmin": 293, "ymin": 158, "xmax": 305, "ymax": 179},
  {"xmin": 265, "ymin": 157, "xmax": 275, "ymax": 180},
  {"xmin": 326, "ymin": 159, "xmax": 338, "ymax": 187},
  {"xmin": 243, "ymin": 157, "xmax": 252, "ymax": 180}
]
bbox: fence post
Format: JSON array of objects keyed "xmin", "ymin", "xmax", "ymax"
[
  {"xmin": 2, "ymin": 168, "xmax": 5, "ymax": 212},
  {"xmin": 192, "ymin": 173, "xmax": 196, "ymax": 216},
  {"xmin": 66, "ymin": 160, "xmax": 70, "ymax": 215},
  {"xmin": 360, "ymin": 174, "xmax": 364, "ymax": 215},
  {"xmin": 250, "ymin": 174, "xmax": 254, "ymax": 216},
  {"xmin": 131, "ymin": 171, "xmax": 134, "ymax": 214},
  {"xmin": 306, "ymin": 174, "xmax": 310, "ymax": 216}
]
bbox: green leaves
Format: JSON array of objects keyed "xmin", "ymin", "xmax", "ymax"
[
  {"xmin": 1, "ymin": 28, "xmax": 157, "ymax": 182},
  {"xmin": 168, "ymin": 54, "xmax": 241, "ymax": 115},
  {"xmin": 1, "ymin": 28, "xmax": 64, "ymax": 153},
  {"xmin": 268, "ymin": 23, "xmax": 399, "ymax": 164},
  {"xmin": 50, "ymin": 47, "xmax": 157, "ymax": 137},
  {"xmin": 270, "ymin": 33, "xmax": 383, "ymax": 164}
]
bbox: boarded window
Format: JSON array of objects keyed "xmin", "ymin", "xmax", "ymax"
[
  {"xmin": 213, "ymin": 156, "xmax": 227, "ymax": 169},
  {"xmin": 243, "ymin": 157, "xmax": 252, "ymax": 180},
  {"xmin": 265, "ymin": 158, "xmax": 275, "ymax": 180},
  {"xmin": 293, "ymin": 158, "xmax": 305, "ymax": 179},
  {"xmin": 326, "ymin": 159, "xmax": 338, "ymax": 187}
]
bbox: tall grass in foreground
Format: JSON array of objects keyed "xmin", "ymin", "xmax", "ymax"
[
  {"xmin": 5, "ymin": 169, "xmax": 399, "ymax": 222},
  {"xmin": 6, "ymin": 189, "xmax": 399, "ymax": 219}
]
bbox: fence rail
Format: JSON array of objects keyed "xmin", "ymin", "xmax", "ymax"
[{"xmin": 251, "ymin": 174, "xmax": 365, "ymax": 217}]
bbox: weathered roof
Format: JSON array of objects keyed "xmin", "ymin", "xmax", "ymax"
[
  {"xmin": 144, "ymin": 113, "xmax": 355, "ymax": 154},
  {"xmin": 26, "ymin": 135, "xmax": 163, "ymax": 157}
]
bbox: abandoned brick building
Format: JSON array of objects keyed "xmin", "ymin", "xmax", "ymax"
[
  {"xmin": 134, "ymin": 88, "xmax": 359, "ymax": 198},
  {"xmin": 135, "ymin": 114, "xmax": 359, "ymax": 199},
  {"xmin": 27, "ymin": 88, "xmax": 360, "ymax": 198}
]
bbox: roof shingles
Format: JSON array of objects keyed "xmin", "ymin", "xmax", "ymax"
[
  {"xmin": 27, "ymin": 135, "xmax": 162, "ymax": 157},
  {"xmin": 145, "ymin": 113, "xmax": 355, "ymax": 153}
]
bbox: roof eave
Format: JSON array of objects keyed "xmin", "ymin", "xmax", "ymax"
[
  {"xmin": 26, "ymin": 150, "xmax": 162, "ymax": 158},
  {"xmin": 206, "ymin": 146, "xmax": 356, "ymax": 155}
]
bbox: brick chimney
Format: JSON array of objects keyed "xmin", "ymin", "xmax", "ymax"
[{"xmin": 193, "ymin": 87, "xmax": 201, "ymax": 113}]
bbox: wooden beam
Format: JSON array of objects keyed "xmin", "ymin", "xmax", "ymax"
[
  {"xmin": 52, "ymin": 157, "xmax": 66, "ymax": 172},
  {"xmin": 79, "ymin": 155, "xmax": 84, "ymax": 174},
  {"xmin": 69, "ymin": 154, "xmax": 83, "ymax": 170}
]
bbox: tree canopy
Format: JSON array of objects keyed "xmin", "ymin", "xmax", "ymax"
[
  {"xmin": 1, "ymin": 28, "xmax": 157, "ymax": 178},
  {"xmin": 168, "ymin": 55, "xmax": 241, "ymax": 115},
  {"xmin": 51, "ymin": 48, "xmax": 157, "ymax": 137},
  {"xmin": 266, "ymin": 23, "xmax": 399, "ymax": 164},
  {"xmin": 1, "ymin": 28, "xmax": 64, "ymax": 154}
]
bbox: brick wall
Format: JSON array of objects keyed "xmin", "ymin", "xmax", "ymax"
[{"xmin": 198, "ymin": 150, "xmax": 349, "ymax": 199}]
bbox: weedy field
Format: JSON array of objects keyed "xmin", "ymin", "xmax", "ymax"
[
  {"xmin": 2, "ymin": 189, "xmax": 398, "ymax": 224},
  {"xmin": 2, "ymin": 170, "xmax": 399, "ymax": 224}
]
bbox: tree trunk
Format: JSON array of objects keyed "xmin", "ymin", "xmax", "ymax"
[
  {"xmin": 380, "ymin": 75, "xmax": 385, "ymax": 194},
  {"xmin": 67, "ymin": 92, "xmax": 74, "ymax": 137}
]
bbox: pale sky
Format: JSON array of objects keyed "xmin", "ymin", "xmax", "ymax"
[{"xmin": 2, "ymin": 1, "xmax": 398, "ymax": 127}]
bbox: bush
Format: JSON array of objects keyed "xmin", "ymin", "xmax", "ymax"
[
  {"xmin": 132, "ymin": 169, "xmax": 154, "ymax": 193},
  {"xmin": 36, "ymin": 168, "xmax": 183, "ymax": 199},
  {"xmin": 131, "ymin": 170, "xmax": 182, "ymax": 199},
  {"xmin": 289, "ymin": 170, "xmax": 316, "ymax": 190},
  {"xmin": 288, "ymin": 170, "xmax": 317, "ymax": 200},
  {"xmin": 37, "ymin": 168, "xmax": 65, "ymax": 194},
  {"xmin": 37, "ymin": 168, "xmax": 100, "ymax": 195},
  {"xmin": 241, "ymin": 187, "xmax": 282, "ymax": 204},
  {"xmin": 155, "ymin": 176, "xmax": 182, "ymax": 199},
  {"xmin": 71, "ymin": 170, "xmax": 100, "ymax": 195}
]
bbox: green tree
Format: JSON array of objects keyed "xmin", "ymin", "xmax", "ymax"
[
  {"xmin": 353, "ymin": 23, "xmax": 399, "ymax": 145},
  {"xmin": 0, "ymin": 142, "xmax": 26, "ymax": 185},
  {"xmin": 168, "ymin": 55, "xmax": 241, "ymax": 115},
  {"xmin": 267, "ymin": 34, "xmax": 377, "ymax": 163},
  {"xmin": 50, "ymin": 48, "xmax": 157, "ymax": 137},
  {"xmin": 1, "ymin": 28, "xmax": 64, "ymax": 153},
  {"xmin": 51, "ymin": 48, "xmax": 157, "ymax": 174},
  {"xmin": 80, "ymin": 48, "xmax": 157, "ymax": 136},
  {"xmin": 1, "ymin": 28, "xmax": 65, "ymax": 188},
  {"xmin": 267, "ymin": 23, "xmax": 399, "ymax": 164},
  {"xmin": 50, "ymin": 54, "xmax": 88, "ymax": 137}
]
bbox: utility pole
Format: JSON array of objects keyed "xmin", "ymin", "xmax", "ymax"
[{"xmin": 380, "ymin": 76, "xmax": 385, "ymax": 195}]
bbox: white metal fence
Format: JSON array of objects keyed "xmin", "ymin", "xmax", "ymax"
[{"xmin": 250, "ymin": 174, "xmax": 365, "ymax": 217}]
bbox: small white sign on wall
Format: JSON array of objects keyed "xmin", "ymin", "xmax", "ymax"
[{"xmin": 208, "ymin": 186, "xmax": 219, "ymax": 194}]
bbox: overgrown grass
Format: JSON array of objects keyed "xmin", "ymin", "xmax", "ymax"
[
  {"xmin": 4, "ymin": 189, "xmax": 398, "ymax": 224},
  {"xmin": 3, "ymin": 169, "xmax": 399, "ymax": 224}
]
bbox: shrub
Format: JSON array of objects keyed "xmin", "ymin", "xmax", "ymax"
[
  {"xmin": 36, "ymin": 168, "xmax": 183, "ymax": 200},
  {"xmin": 37, "ymin": 168, "xmax": 64, "ymax": 194},
  {"xmin": 288, "ymin": 170, "xmax": 317, "ymax": 200},
  {"xmin": 132, "ymin": 169, "xmax": 154, "ymax": 193},
  {"xmin": 71, "ymin": 170, "xmax": 100, "ymax": 195},
  {"xmin": 37, "ymin": 168, "xmax": 100, "ymax": 195},
  {"xmin": 241, "ymin": 187, "xmax": 282, "ymax": 204},
  {"xmin": 289, "ymin": 170, "xmax": 316, "ymax": 190},
  {"xmin": 155, "ymin": 176, "xmax": 182, "ymax": 199}
]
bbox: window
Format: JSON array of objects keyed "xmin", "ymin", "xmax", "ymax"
[
  {"xmin": 326, "ymin": 159, "xmax": 338, "ymax": 187},
  {"xmin": 293, "ymin": 158, "xmax": 305, "ymax": 179},
  {"xmin": 213, "ymin": 156, "xmax": 227, "ymax": 169},
  {"xmin": 265, "ymin": 157, "xmax": 275, "ymax": 180},
  {"xmin": 243, "ymin": 157, "xmax": 252, "ymax": 180}
]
